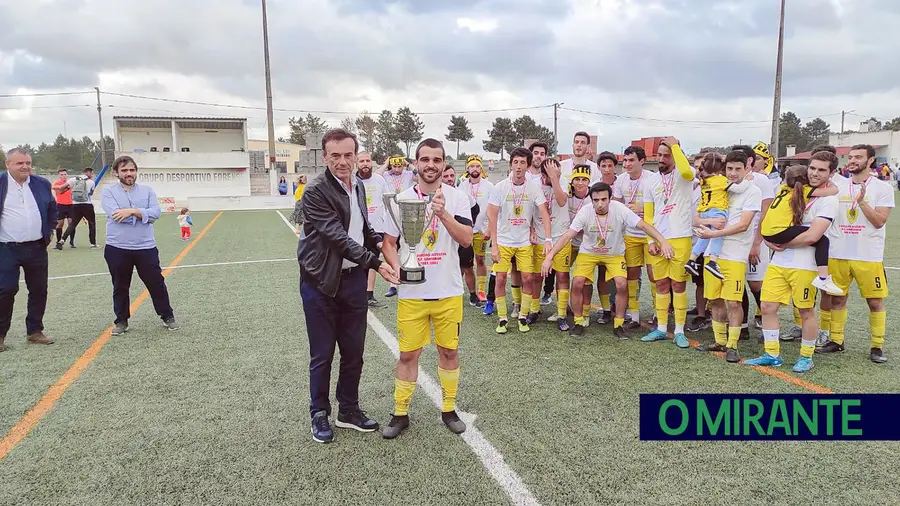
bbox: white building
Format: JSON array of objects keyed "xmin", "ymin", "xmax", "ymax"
[
  {"xmin": 112, "ymin": 116, "xmax": 252, "ymax": 206},
  {"xmin": 829, "ymin": 130, "xmax": 899, "ymax": 167}
]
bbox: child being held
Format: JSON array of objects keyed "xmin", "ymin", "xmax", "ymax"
[
  {"xmin": 177, "ymin": 207, "xmax": 193, "ymax": 241},
  {"xmin": 760, "ymin": 164, "xmax": 842, "ymax": 295},
  {"xmin": 685, "ymin": 151, "xmax": 751, "ymax": 280}
]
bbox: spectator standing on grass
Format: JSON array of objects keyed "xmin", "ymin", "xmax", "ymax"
[
  {"xmin": 0, "ymin": 147, "xmax": 57, "ymax": 352},
  {"xmin": 52, "ymin": 168, "xmax": 75, "ymax": 249},
  {"xmin": 297, "ymin": 128, "xmax": 399, "ymax": 444},
  {"xmin": 60, "ymin": 167, "xmax": 98, "ymax": 249},
  {"xmin": 101, "ymin": 155, "xmax": 179, "ymax": 336}
]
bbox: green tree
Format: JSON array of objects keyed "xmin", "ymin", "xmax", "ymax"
[
  {"xmin": 355, "ymin": 111, "xmax": 378, "ymax": 153},
  {"xmin": 340, "ymin": 117, "xmax": 357, "ymax": 134},
  {"xmin": 512, "ymin": 115, "xmax": 557, "ymax": 154},
  {"xmin": 864, "ymin": 117, "xmax": 883, "ymax": 132},
  {"xmin": 374, "ymin": 109, "xmax": 402, "ymax": 163},
  {"xmin": 483, "ymin": 117, "xmax": 516, "ymax": 159},
  {"xmin": 445, "ymin": 115, "xmax": 473, "ymax": 158},
  {"xmin": 394, "ymin": 107, "xmax": 425, "ymax": 157},
  {"xmin": 777, "ymin": 111, "xmax": 804, "ymax": 157},
  {"xmin": 885, "ymin": 117, "xmax": 900, "ymax": 131},
  {"xmin": 287, "ymin": 114, "xmax": 328, "ymax": 146},
  {"xmin": 801, "ymin": 118, "xmax": 831, "ymax": 151}
]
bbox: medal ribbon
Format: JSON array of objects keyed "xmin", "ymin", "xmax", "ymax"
[
  {"xmin": 848, "ymin": 176, "xmax": 872, "ymax": 210},
  {"xmin": 390, "ymin": 173, "xmax": 404, "ymax": 193},
  {"xmin": 594, "ymin": 212, "xmax": 610, "ymax": 248},
  {"xmin": 510, "ymin": 183, "xmax": 526, "ymax": 213},
  {"xmin": 627, "ymin": 174, "xmax": 642, "ymax": 204},
  {"xmin": 569, "ymin": 195, "xmax": 587, "ymax": 220},
  {"xmin": 470, "ymin": 181, "xmax": 480, "ymax": 202},
  {"xmin": 661, "ymin": 172, "xmax": 674, "ymax": 203}
]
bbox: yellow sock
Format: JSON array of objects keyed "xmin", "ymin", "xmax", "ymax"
[
  {"xmin": 800, "ymin": 339, "xmax": 816, "ymax": 358},
  {"xmin": 600, "ymin": 294, "xmax": 611, "ymax": 310},
  {"xmin": 583, "ymin": 305, "xmax": 591, "ymax": 318},
  {"xmin": 831, "ymin": 308, "xmax": 847, "ymax": 345},
  {"xmin": 512, "ymin": 286, "xmax": 522, "ymax": 305},
  {"xmin": 557, "ymin": 289, "xmax": 569, "ymax": 317},
  {"xmin": 627, "ymin": 279, "xmax": 640, "ymax": 313},
  {"xmin": 762, "ymin": 329, "xmax": 780, "ymax": 356},
  {"xmin": 477, "ymin": 275, "xmax": 486, "ymax": 294},
  {"xmin": 655, "ymin": 292, "xmax": 669, "ymax": 332},
  {"xmin": 614, "ymin": 316, "xmax": 624, "ymax": 328},
  {"xmin": 673, "ymin": 291, "xmax": 688, "ymax": 326},
  {"xmin": 819, "ymin": 309, "xmax": 832, "ymax": 333},
  {"xmin": 519, "ymin": 295, "xmax": 531, "ymax": 317},
  {"xmin": 532, "ymin": 295, "xmax": 541, "ymax": 312},
  {"xmin": 727, "ymin": 327, "xmax": 741, "ymax": 349},
  {"xmin": 574, "ymin": 316, "xmax": 586, "ymax": 326},
  {"xmin": 650, "ymin": 281, "xmax": 657, "ymax": 300},
  {"xmin": 712, "ymin": 321, "xmax": 727, "ymax": 346},
  {"xmin": 793, "ymin": 306, "xmax": 802, "ymax": 326},
  {"xmin": 393, "ymin": 378, "xmax": 416, "ymax": 416},
  {"xmin": 870, "ymin": 311, "xmax": 886, "ymax": 349},
  {"xmin": 496, "ymin": 296, "xmax": 508, "ymax": 320},
  {"xmin": 438, "ymin": 367, "xmax": 460, "ymax": 412}
]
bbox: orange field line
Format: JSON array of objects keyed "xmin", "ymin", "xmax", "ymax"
[
  {"xmin": 0, "ymin": 212, "xmax": 223, "ymax": 461},
  {"xmin": 588, "ymin": 304, "xmax": 833, "ymax": 394}
]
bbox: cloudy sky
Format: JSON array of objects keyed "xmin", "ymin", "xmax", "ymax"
[{"xmin": 1, "ymin": 0, "xmax": 898, "ymax": 157}]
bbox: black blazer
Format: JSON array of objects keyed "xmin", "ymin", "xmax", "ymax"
[
  {"xmin": 297, "ymin": 170, "xmax": 383, "ymax": 297},
  {"xmin": 0, "ymin": 173, "xmax": 59, "ymax": 246}
]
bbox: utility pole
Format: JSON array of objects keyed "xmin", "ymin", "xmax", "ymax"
[
  {"xmin": 95, "ymin": 87, "xmax": 107, "ymax": 170},
  {"xmin": 261, "ymin": 0, "xmax": 277, "ymax": 183},
  {"xmin": 770, "ymin": 0, "xmax": 785, "ymax": 158},
  {"xmin": 841, "ymin": 110, "xmax": 845, "ymax": 137},
  {"xmin": 553, "ymin": 102, "xmax": 563, "ymax": 154}
]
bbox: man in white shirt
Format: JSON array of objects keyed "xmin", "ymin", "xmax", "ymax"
[
  {"xmin": 380, "ymin": 138, "xmax": 473, "ymax": 439},
  {"xmin": 694, "ymin": 150, "xmax": 762, "ymax": 362},
  {"xmin": 382, "ymin": 155, "xmax": 415, "ymax": 298},
  {"xmin": 356, "ymin": 152, "xmax": 389, "ymax": 308},
  {"xmin": 559, "ymin": 132, "xmax": 601, "ymax": 189},
  {"xmin": 457, "ymin": 155, "xmax": 494, "ymax": 303},
  {"xmin": 745, "ymin": 154, "xmax": 839, "ymax": 373},
  {"xmin": 528, "ymin": 158, "xmax": 569, "ymax": 329},
  {"xmin": 816, "ymin": 144, "xmax": 892, "ymax": 364}
]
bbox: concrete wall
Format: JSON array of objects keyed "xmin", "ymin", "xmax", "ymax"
[
  {"xmin": 830, "ymin": 130, "xmax": 900, "ymax": 165},
  {"xmin": 133, "ymin": 168, "xmax": 251, "ymax": 200},
  {"xmin": 119, "ymin": 128, "xmax": 174, "ymax": 153},
  {"xmin": 178, "ymin": 128, "xmax": 245, "ymax": 153}
]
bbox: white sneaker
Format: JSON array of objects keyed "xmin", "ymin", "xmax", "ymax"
[
  {"xmin": 812, "ymin": 275, "xmax": 843, "ymax": 296},
  {"xmin": 510, "ymin": 304, "xmax": 520, "ymax": 319},
  {"xmin": 815, "ymin": 330, "xmax": 830, "ymax": 347},
  {"xmin": 547, "ymin": 314, "xmax": 559, "ymax": 322}
]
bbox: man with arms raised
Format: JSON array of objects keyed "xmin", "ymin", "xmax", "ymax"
[
  {"xmin": 528, "ymin": 158, "xmax": 569, "ymax": 329},
  {"xmin": 458, "ymin": 155, "xmax": 493, "ymax": 303},
  {"xmin": 381, "ymin": 139, "xmax": 472, "ymax": 438},
  {"xmin": 356, "ymin": 151, "xmax": 389, "ymax": 308},
  {"xmin": 694, "ymin": 151, "xmax": 762, "ymax": 362},
  {"xmin": 817, "ymin": 144, "xmax": 892, "ymax": 363},
  {"xmin": 487, "ymin": 147, "xmax": 552, "ymax": 333},
  {"xmin": 382, "ymin": 154, "xmax": 415, "ymax": 298},
  {"xmin": 640, "ymin": 137, "xmax": 696, "ymax": 348},
  {"xmin": 613, "ymin": 146, "xmax": 661, "ymax": 329},
  {"xmin": 544, "ymin": 182, "xmax": 672, "ymax": 337},
  {"xmin": 745, "ymin": 154, "xmax": 839, "ymax": 373}
]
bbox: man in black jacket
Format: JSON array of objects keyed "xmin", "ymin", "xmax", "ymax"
[{"xmin": 297, "ymin": 128, "xmax": 399, "ymax": 444}]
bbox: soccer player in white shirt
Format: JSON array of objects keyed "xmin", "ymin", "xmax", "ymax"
[
  {"xmin": 382, "ymin": 155, "xmax": 416, "ymax": 298},
  {"xmin": 356, "ymin": 152, "xmax": 389, "ymax": 308},
  {"xmin": 816, "ymin": 144, "xmax": 892, "ymax": 363},
  {"xmin": 694, "ymin": 151, "xmax": 762, "ymax": 362},
  {"xmin": 543, "ymin": 182, "xmax": 672, "ymax": 337},
  {"xmin": 613, "ymin": 145, "xmax": 661, "ymax": 329},
  {"xmin": 528, "ymin": 158, "xmax": 570, "ymax": 330},
  {"xmin": 457, "ymin": 155, "xmax": 494, "ymax": 302},
  {"xmin": 559, "ymin": 132, "xmax": 601, "ymax": 189},
  {"xmin": 381, "ymin": 139, "xmax": 473, "ymax": 439},
  {"xmin": 640, "ymin": 137, "xmax": 696, "ymax": 348},
  {"xmin": 745, "ymin": 158, "xmax": 839, "ymax": 373},
  {"xmin": 487, "ymin": 147, "xmax": 552, "ymax": 334}
]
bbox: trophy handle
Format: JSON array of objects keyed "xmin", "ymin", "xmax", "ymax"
[{"xmin": 383, "ymin": 193, "xmax": 401, "ymax": 240}]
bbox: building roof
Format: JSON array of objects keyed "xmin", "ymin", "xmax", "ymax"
[
  {"xmin": 114, "ymin": 116, "xmax": 246, "ymax": 130},
  {"xmin": 780, "ymin": 145, "xmax": 886, "ymax": 161}
]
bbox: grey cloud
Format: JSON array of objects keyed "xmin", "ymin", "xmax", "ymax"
[{"xmin": 3, "ymin": 56, "xmax": 98, "ymax": 89}]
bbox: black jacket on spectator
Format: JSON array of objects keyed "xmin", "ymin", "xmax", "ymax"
[{"xmin": 297, "ymin": 170, "xmax": 382, "ymax": 297}]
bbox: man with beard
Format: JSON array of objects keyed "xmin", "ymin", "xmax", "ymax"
[
  {"xmin": 382, "ymin": 154, "xmax": 415, "ymax": 298},
  {"xmin": 458, "ymin": 155, "xmax": 494, "ymax": 303},
  {"xmin": 444, "ymin": 165, "xmax": 480, "ymax": 307},
  {"xmin": 487, "ymin": 147, "xmax": 552, "ymax": 333},
  {"xmin": 560, "ymin": 132, "xmax": 601, "ymax": 189},
  {"xmin": 356, "ymin": 152, "xmax": 389, "ymax": 308},
  {"xmin": 528, "ymin": 158, "xmax": 569, "ymax": 328},
  {"xmin": 592, "ymin": 151, "xmax": 621, "ymax": 323},
  {"xmin": 101, "ymin": 156, "xmax": 179, "ymax": 335},
  {"xmin": 529, "ymin": 142, "xmax": 559, "ymax": 307},
  {"xmin": 816, "ymin": 144, "xmax": 892, "ymax": 363},
  {"xmin": 640, "ymin": 137, "xmax": 695, "ymax": 349},
  {"xmin": 745, "ymin": 154, "xmax": 839, "ymax": 373},
  {"xmin": 381, "ymin": 139, "xmax": 472, "ymax": 438},
  {"xmin": 613, "ymin": 146, "xmax": 660, "ymax": 329}
]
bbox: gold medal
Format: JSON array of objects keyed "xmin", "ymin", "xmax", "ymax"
[
  {"xmin": 424, "ymin": 230, "xmax": 437, "ymax": 250},
  {"xmin": 847, "ymin": 208, "xmax": 858, "ymax": 223},
  {"xmin": 597, "ymin": 237, "xmax": 606, "ymax": 248},
  {"xmin": 514, "ymin": 205, "xmax": 522, "ymax": 217}
]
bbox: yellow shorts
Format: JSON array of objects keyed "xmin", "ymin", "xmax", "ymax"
[
  {"xmin": 646, "ymin": 237, "xmax": 693, "ymax": 282},
  {"xmin": 492, "ymin": 245, "xmax": 535, "ymax": 274},
  {"xmin": 473, "ymin": 232, "xmax": 487, "ymax": 257},
  {"xmin": 624, "ymin": 235, "xmax": 650, "ymax": 268},
  {"xmin": 761, "ymin": 265, "xmax": 817, "ymax": 309},
  {"xmin": 573, "ymin": 253, "xmax": 627, "ymax": 281},
  {"xmin": 828, "ymin": 259, "xmax": 889, "ymax": 299},
  {"xmin": 397, "ymin": 296, "xmax": 463, "ymax": 352},
  {"xmin": 533, "ymin": 242, "xmax": 572, "ymax": 273},
  {"xmin": 703, "ymin": 258, "xmax": 747, "ymax": 302}
]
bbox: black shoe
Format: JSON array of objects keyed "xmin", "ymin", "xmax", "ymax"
[
  {"xmin": 569, "ymin": 324, "xmax": 585, "ymax": 337},
  {"xmin": 613, "ymin": 326, "xmax": 629, "ymax": 340},
  {"xmin": 442, "ymin": 411, "xmax": 466, "ymax": 434},
  {"xmin": 687, "ymin": 307, "xmax": 698, "ymax": 316},
  {"xmin": 740, "ymin": 328, "xmax": 750, "ymax": 341},
  {"xmin": 870, "ymin": 347, "xmax": 888, "ymax": 364},
  {"xmin": 368, "ymin": 298, "xmax": 384, "ymax": 308},
  {"xmin": 685, "ymin": 316, "xmax": 710, "ymax": 333},
  {"xmin": 469, "ymin": 294, "xmax": 484, "ymax": 308},
  {"xmin": 698, "ymin": 342, "xmax": 727, "ymax": 352},
  {"xmin": 684, "ymin": 260, "xmax": 701, "ymax": 277},
  {"xmin": 596, "ymin": 310, "xmax": 612, "ymax": 325},
  {"xmin": 725, "ymin": 348, "xmax": 741, "ymax": 363},
  {"xmin": 704, "ymin": 261, "xmax": 726, "ymax": 280},
  {"xmin": 525, "ymin": 312, "xmax": 540, "ymax": 325},
  {"xmin": 163, "ymin": 317, "xmax": 180, "ymax": 331},
  {"xmin": 111, "ymin": 321, "xmax": 128, "ymax": 336},
  {"xmin": 55, "ymin": 241, "xmax": 63, "ymax": 251},
  {"xmin": 623, "ymin": 319, "xmax": 642, "ymax": 331},
  {"xmin": 816, "ymin": 341, "xmax": 845, "ymax": 354},
  {"xmin": 335, "ymin": 410, "xmax": 379, "ymax": 432},
  {"xmin": 311, "ymin": 410, "xmax": 334, "ymax": 443},
  {"xmin": 382, "ymin": 414, "xmax": 410, "ymax": 439},
  {"xmin": 557, "ymin": 318, "xmax": 570, "ymax": 332}
]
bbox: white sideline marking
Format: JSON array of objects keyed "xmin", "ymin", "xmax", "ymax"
[
  {"xmin": 885, "ymin": 266, "xmax": 900, "ymax": 271},
  {"xmin": 278, "ymin": 211, "xmax": 541, "ymax": 506},
  {"xmin": 276, "ymin": 210, "xmax": 300, "ymax": 236},
  {"xmin": 27, "ymin": 258, "xmax": 295, "ymax": 283}
]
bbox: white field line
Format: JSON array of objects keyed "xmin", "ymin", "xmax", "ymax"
[
  {"xmin": 278, "ymin": 212, "xmax": 540, "ymax": 506},
  {"xmin": 27, "ymin": 258, "xmax": 295, "ymax": 283},
  {"xmin": 276, "ymin": 210, "xmax": 300, "ymax": 236}
]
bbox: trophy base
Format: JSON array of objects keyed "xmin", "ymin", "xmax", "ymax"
[{"xmin": 400, "ymin": 268, "xmax": 426, "ymax": 284}]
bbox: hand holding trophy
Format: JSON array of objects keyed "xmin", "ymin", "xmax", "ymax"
[{"xmin": 383, "ymin": 192, "xmax": 431, "ymax": 284}]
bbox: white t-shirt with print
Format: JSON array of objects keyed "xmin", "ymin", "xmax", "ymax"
[
  {"xmin": 382, "ymin": 183, "xmax": 472, "ymax": 300},
  {"xmin": 532, "ymin": 184, "xmax": 570, "ymax": 242},
  {"xmin": 644, "ymin": 167, "xmax": 696, "ymax": 240},
  {"xmin": 569, "ymin": 200, "xmax": 641, "ymax": 257},
  {"xmin": 488, "ymin": 178, "xmax": 546, "ymax": 248},
  {"xmin": 613, "ymin": 169, "xmax": 660, "ymax": 238},
  {"xmin": 826, "ymin": 175, "xmax": 895, "ymax": 262},
  {"xmin": 770, "ymin": 195, "xmax": 838, "ymax": 272},
  {"xmin": 358, "ymin": 173, "xmax": 388, "ymax": 232},
  {"xmin": 457, "ymin": 177, "xmax": 495, "ymax": 235},
  {"xmin": 384, "ymin": 170, "xmax": 415, "ymax": 194},
  {"xmin": 715, "ymin": 184, "xmax": 762, "ymax": 263}
]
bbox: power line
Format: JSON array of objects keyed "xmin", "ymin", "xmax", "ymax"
[
  {"xmin": 0, "ymin": 104, "xmax": 92, "ymax": 111},
  {"xmin": 0, "ymin": 91, "xmax": 94, "ymax": 98},
  {"xmin": 560, "ymin": 106, "xmax": 773, "ymax": 125}
]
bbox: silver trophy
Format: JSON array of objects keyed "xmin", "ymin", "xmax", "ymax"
[{"xmin": 383, "ymin": 192, "xmax": 431, "ymax": 284}]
